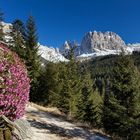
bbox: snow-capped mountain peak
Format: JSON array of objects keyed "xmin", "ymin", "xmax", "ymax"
[
  {"xmin": 60, "ymin": 31, "xmax": 140, "ymax": 61},
  {"xmin": 38, "ymin": 43, "xmax": 68, "ymax": 63},
  {"xmin": 81, "ymin": 31, "xmax": 126, "ymax": 53}
]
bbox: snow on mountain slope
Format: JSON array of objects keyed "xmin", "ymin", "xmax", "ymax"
[
  {"xmin": 38, "ymin": 44, "xmax": 68, "ymax": 62},
  {"xmin": 127, "ymin": 43, "xmax": 140, "ymax": 52},
  {"xmin": 77, "ymin": 46, "xmax": 134, "ymax": 60},
  {"xmin": 76, "ymin": 49, "xmax": 123, "ymax": 61},
  {"xmin": 77, "ymin": 49, "xmax": 121, "ymax": 60}
]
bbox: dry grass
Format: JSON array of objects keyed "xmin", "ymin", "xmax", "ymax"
[{"xmin": 28, "ymin": 102, "xmax": 62, "ymax": 115}]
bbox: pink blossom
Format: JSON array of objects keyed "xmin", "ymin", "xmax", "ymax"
[{"xmin": 0, "ymin": 42, "xmax": 30, "ymax": 121}]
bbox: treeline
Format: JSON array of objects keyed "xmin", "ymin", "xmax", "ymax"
[{"xmin": 1, "ymin": 10, "xmax": 140, "ymax": 139}]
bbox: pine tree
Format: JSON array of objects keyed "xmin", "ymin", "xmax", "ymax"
[
  {"xmin": 76, "ymin": 70, "xmax": 94, "ymax": 123},
  {"xmin": 9, "ymin": 19, "xmax": 26, "ymax": 60},
  {"xmin": 53, "ymin": 62, "xmax": 70, "ymax": 113},
  {"xmin": 102, "ymin": 54, "xmax": 140, "ymax": 139},
  {"xmin": 56, "ymin": 46, "xmax": 82, "ymax": 117},
  {"xmin": 25, "ymin": 16, "xmax": 41, "ymax": 101},
  {"xmin": 69, "ymin": 61, "xmax": 81, "ymax": 117},
  {"xmin": 59, "ymin": 60, "xmax": 82, "ymax": 117},
  {"xmin": 0, "ymin": 10, "xmax": 4, "ymax": 41},
  {"xmin": 76, "ymin": 67, "xmax": 103, "ymax": 127},
  {"xmin": 44, "ymin": 62, "xmax": 62, "ymax": 105},
  {"xmin": 13, "ymin": 19, "xmax": 26, "ymax": 39}
]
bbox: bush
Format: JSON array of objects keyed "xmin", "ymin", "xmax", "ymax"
[{"xmin": 0, "ymin": 42, "xmax": 30, "ymax": 121}]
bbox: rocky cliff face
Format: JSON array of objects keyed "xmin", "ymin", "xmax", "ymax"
[
  {"xmin": 80, "ymin": 31, "xmax": 126, "ymax": 53},
  {"xmin": 60, "ymin": 41, "xmax": 81, "ymax": 56},
  {"xmin": 1, "ymin": 22, "xmax": 13, "ymax": 43}
]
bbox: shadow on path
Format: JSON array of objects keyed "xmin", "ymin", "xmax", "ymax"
[
  {"xmin": 26, "ymin": 109, "xmax": 110, "ymax": 140},
  {"xmin": 28, "ymin": 119, "xmax": 96, "ymax": 140}
]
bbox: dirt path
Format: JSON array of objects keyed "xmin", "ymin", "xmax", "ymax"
[{"xmin": 24, "ymin": 103, "xmax": 109, "ymax": 140}]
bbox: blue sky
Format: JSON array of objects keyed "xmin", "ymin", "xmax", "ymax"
[{"xmin": 1, "ymin": 0, "xmax": 140, "ymax": 47}]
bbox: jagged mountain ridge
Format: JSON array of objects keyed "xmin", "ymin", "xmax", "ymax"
[
  {"xmin": 81, "ymin": 31, "xmax": 126, "ymax": 53},
  {"xmin": 61, "ymin": 31, "xmax": 126, "ymax": 55},
  {"xmin": 60, "ymin": 41, "xmax": 81, "ymax": 57},
  {"xmin": 61, "ymin": 31, "xmax": 140, "ymax": 60}
]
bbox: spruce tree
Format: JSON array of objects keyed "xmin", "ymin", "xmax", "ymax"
[
  {"xmin": 10, "ymin": 19, "xmax": 26, "ymax": 59},
  {"xmin": 56, "ymin": 46, "xmax": 82, "ymax": 117},
  {"xmin": 103, "ymin": 54, "xmax": 140, "ymax": 139},
  {"xmin": 59, "ymin": 60, "xmax": 82, "ymax": 117},
  {"xmin": 13, "ymin": 19, "xmax": 26, "ymax": 39},
  {"xmin": 52, "ymin": 62, "xmax": 70, "ymax": 111},
  {"xmin": 25, "ymin": 16, "xmax": 41, "ymax": 101},
  {"xmin": 44, "ymin": 62, "xmax": 62, "ymax": 105},
  {"xmin": 0, "ymin": 10, "xmax": 4, "ymax": 41},
  {"xmin": 76, "ymin": 70, "xmax": 94, "ymax": 123},
  {"xmin": 76, "ymin": 67, "xmax": 103, "ymax": 127}
]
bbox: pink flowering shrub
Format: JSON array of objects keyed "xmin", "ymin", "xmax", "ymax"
[{"xmin": 0, "ymin": 42, "xmax": 30, "ymax": 121}]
